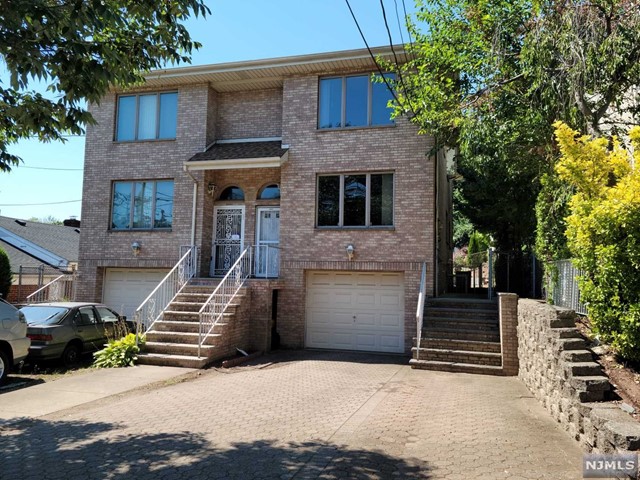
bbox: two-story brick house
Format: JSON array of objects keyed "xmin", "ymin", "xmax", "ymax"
[{"xmin": 77, "ymin": 46, "xmax": 452, "ymax": 364}]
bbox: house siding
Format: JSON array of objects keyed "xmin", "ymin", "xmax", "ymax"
[{"xmin": 215, "ymin": 88, "xmax": 283, "ymax": 140}]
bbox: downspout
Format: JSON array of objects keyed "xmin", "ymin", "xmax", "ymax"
[{"xmin": 183, "ymin": 166, "xmax": 198, "ymax": 247}]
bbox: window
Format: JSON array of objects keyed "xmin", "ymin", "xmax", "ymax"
[
  {"xmin": 218, "ymin": 186, "xmax": 245, "ymax": 201},
  {"xmin": 318, "ymin": 74, "xmax": 395, "ymax": 129},
  {"xmin": 116, "ymin": 92, "xmax": 178, "ymax": 141},
  {"xmin": 258, "ymin": 184, "xmax": 280, "ymax": 200},
  {"xmin": 111, "ymin": 180, "xmax": 174, "ymax": 230},
  {"xmin": 317, "ymin": 173, "xmax": 394, "ymax": 227}
]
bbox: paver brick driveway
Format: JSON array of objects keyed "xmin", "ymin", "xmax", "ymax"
[{"xmin": 0, "ymin": 351, "xmax": 583, "ymax": 479}]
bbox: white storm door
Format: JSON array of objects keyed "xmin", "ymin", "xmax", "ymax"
[
  {"xmin": 255, "ymin": 207, "xmax": 280, "ymax": 278},
  {"xmin": 211, "ymin": 206, "xmax": 245, "ymax": 276}
]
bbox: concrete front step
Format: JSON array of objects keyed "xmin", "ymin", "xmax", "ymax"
[
  {"xmin": 144, "ymin": 341, "xmax": 216, "ymax": 357},
  {"xmin": 425, "ymin": 299, "xmax": 498, "ymax": 311},
  {"xmin": 409, "ymin": 358, "xmax": 504, "ymax": 375},
  {"xmin": 422, "ymin": 327, "xmax": 500, "ymax": 343},
  {"xmin": 167, "ymin": 301, "xmax": 204, "ymax": 312},
  {"xmin": 153, "ymin": 320, "xmax": 201, "ymax": 333},
  {"xmin": 423, "ymin": 318, "xmax": 499, "ymax": 331},
  {"xmin": 415, "ymin": 337, "xmax": 502, "ymax": 353},
  {"xmin": 175, "ymin": 292, "xmax": 212, "ymax": 302},
  {"xmin": 146, "ymin": 331, "xmax": 221, "ymax": 345},
  {"xmin": 424, "ymin": 307, "xmax": 499, "ymax": 320},
  {"xmin": 137, "ymin": 352, "xmax": 210, "ymax": 368},
  {"xmin": 412, "ymin": 347, "xmax": 502, "ymax": 366},
  {"xmin": 163, "ymin": 310, "xmax": 235, "ymax": 322}
]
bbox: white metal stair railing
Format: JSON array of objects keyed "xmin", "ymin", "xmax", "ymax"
[
  {"xmin": 415, "ymin": 262, "xmax": 427, "ymax": 361},
  {"xmin": 26, "ymin": 273, "xmax": 76, "ymax": 303},
  {"xmin": 198, "ymin": 246, "xmax": 252, "ymax": 357},
  {"xmin": 134, "ymin": 246, "xmax": 198, "ymax": 334}
]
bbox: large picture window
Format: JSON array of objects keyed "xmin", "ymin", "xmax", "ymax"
[
  {"xmin": 116, "ymin": 92, "xmax": 178, "ymax": 141},
  {"xmin": 318, "ymin": 74, "xmax": 395, "ymax": 129},
  {"xmin": 111, "ymin": 180, "xmax": 174, "ymax": 230},
  {"xmin": 317, "ymin": 173, "xmax": 394, "ymax": 227}
]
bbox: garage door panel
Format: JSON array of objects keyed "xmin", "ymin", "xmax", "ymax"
[
  {"xmin": 380, "ymin": 313, "xmax": 402, "ymax": 328},
  {"xmin": 357, "ymin": 312, "xmax": 376, "ymax": 326},
  {"xmin": 306, "ymin": 271, "xmax": 404, "ymax": 353},
  {"xmin": 355, "ymin": 292, "xmax": 375, "ymax": 306},
  {"xmin": 355, "ymin": 333, "xmax": 376, "ymax": 349},
  {"xmin": 380, "ymin": 293, "xmax": 401, "ymax": 307},
  {"xmin": 333, "ymin": 312, "xmax": 355, "ymax": 326}
]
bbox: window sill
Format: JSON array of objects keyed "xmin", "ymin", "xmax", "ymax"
[
  {"xmin": 113, "ymin": 138, "xmax": 176, "ymax": 144},
  {"xmin": 316, "ymin": 124, "xmax": 396, "ymax": 133},
  {"xmin": 109, "ymin": 229, "xmax": 173, "ymax": 233},
  {"xmin": 315, "ymin": 226, "xmax": 395, "ymax": 231}
]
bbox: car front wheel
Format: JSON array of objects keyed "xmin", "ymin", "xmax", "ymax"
[
  {"xmin": 62, "ymin": 343, "xmax": 81, "ymax": 367},
  {"xmin": 0, "ymin": 349, "xmax": 9, "ymax": 385}
]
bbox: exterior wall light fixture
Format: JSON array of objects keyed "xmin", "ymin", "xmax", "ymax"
[
  {"xmin": 131, "ymin": 242, "xmax": 141, "ymax": 256},
  {"xmin": 346, "ymin": 244, "xmax": 355, "ymax": 261},
  {"xmin": 207, "ymin": 182, "xmax": 217, "ymax": 196}
]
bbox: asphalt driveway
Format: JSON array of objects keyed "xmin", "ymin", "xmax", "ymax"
[{"xmin": 0, "ymin": 351, "xmax": 582, "ymax": 479}]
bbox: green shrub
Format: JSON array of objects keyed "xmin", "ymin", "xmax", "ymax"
[
  {"xmin": 93, "ymin": 333, "xmax": 144, "ymax": 368},
  {"xmin": 555, "ymin": 122, "xmax": 640, "ymax": 360},
  {"xmin": 0, "ymin": 247, "xmax": 11, "ymax": 300}
]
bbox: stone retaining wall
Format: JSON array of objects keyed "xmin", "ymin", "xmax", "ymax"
[{"xmin": 517, "ymin": 299, "xmax": 640, "ymax": 454}]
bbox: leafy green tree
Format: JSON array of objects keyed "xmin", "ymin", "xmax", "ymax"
[
  {"xmin": 388, "ymin": 0, "xmax": 640, "ymax": 254},
  {"xmin": 0, "ymin": 247, "xmax": 11, "ymax": 300},
  {"xmin": 0, "ymin": 0, "xmax": 209, "ymax": 172}
]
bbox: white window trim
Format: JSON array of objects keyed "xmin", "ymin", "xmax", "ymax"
[
  {"xmin": 316, "ymin": 172, "xmax": 395, "ymax": 228},
  {"xmin": 115, "ymin": 91, "xmax": 178, "ymax": 142},
  {"xmin": 318, "ymin": 73, "xmax": 395, "ymax": 129},
  {"xmin": 111, "ymin": 179, "xmax": 174, "ymax": 231}
]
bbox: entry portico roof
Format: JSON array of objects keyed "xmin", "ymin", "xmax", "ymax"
[{"xmin": 184, "ymin": 139, "xmax": 289, "ymax": 171}]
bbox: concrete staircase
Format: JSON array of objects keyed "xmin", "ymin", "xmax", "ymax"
[
  {"xmin": 410, "ymin": 297, "xmax": 504, "ymax": 375},
  {"xmin": 137, "ymin": 278, "xmax": 247, "ymax": 368}
]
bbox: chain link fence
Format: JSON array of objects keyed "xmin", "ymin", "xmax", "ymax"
[{"xmin": 548, "ymin": 259, "xmax": 587, "ymax": 315}]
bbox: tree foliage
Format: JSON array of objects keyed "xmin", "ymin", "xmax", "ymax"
[
  {"xmin": 555, "ymin": 122, "xmax": 640, "ymax": 360},
  {"xmin": 388, "ymin": 0, "xmax": 640, "ymax": 252},
  {"xmin": 0, "ymin": 0, "xmax": 209, "ymax": 172},
  {"xmin": 0, "ymin": 247, "xmax": 11, "ymax": 300}
]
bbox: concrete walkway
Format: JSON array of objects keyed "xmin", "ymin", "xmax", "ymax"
[
  {"xmin": 0, "ymin": 351, "xmax": 583, "ymax": 479},
  {"xmin": 0, "ymin": 365, "xmax": 194, "ymax": 422}
]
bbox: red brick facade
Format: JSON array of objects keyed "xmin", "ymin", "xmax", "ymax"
[{"xmin": 77, "ymin": 49, "xmax": 447, "ymax": 354}]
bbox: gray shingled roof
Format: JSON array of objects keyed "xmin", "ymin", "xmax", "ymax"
[
  {"xmin": 0, "ymin": 216, "xmax": 80, "ymax": 271},
  {"xmin": 188, "ymin": 141, "xmax": 288, "ymax": 163}
]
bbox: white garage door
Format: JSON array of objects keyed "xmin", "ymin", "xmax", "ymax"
[
  {"xmin": 306, "ymin": 271, "xmax": 405, "ymax": 353},
  {"xmin": 103, "ymin": 268, "xmax": 170, "ymax": 319}
]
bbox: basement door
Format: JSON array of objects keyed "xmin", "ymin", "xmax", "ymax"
[
  {"xmin": 211, "ymin": 206, "xmax": 244, "ymax": 276},
  {"xmin": 305, "ymin": 271, "xmax": 405, "ymax": 353},
  {"xmin": 255, "ymin": 207, "xmax": 280, "ymax": 278}
]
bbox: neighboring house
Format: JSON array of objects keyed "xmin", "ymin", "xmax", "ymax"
[
  {"xmin": 0, "ymin": 216, "xmax": 80, "ymax": 302},
  {"xmin": 76, "ymin": 46, "xmax": 452, "ymax": 360}
]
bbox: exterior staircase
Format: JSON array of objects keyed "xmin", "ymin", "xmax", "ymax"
[
  {"xmin": 137, "ymin": 278, "xmax": 247, "ymax": 368},
  {"xmin": 410, "ymin": 297, "xmax": 504, "ymax": 375}
]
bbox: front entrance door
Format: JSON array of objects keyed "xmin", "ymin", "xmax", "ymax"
[
  {"xmin": 255, "ymin": 207, "xmax": 280, "ymax": 277},
  {"xmin": 211, "ymin": 206, "xmax": 244, "ymax": 276}
]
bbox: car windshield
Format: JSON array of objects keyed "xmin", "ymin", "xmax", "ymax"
[{"xmin": 20, "ymin": 306, "xmax": 70, "ymax": 325}]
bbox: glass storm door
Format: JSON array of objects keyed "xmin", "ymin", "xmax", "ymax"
[
  {"xmin": 255, "ymin": 207, "xmax": 280, "ymax": 277},
  {"xmin": 211, "ymin": 206, "xmax": 244, "ymax": 276}
]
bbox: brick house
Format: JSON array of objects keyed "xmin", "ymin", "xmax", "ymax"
[{"xmin": 77, "ymin": 46, "xmax": 453, "ymax": 364}]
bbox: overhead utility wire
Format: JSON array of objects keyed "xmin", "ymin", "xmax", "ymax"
[
  {"xmin": 20, "ymin": 166, "xmax": 83, "ymax": 171},
  {"xmin": 401, "ymin": 0, "xmax": 418, "ymax": 62},
  {"xmin": 379, "ymin": 0, "xmax": 418, "ymax": 119},
  {"xmin": 0, "ymin": 199, "xmax": 81, "ymax": 206},
  {"xmin": 343, "ymin": 0, "xmax": 402, "ymax": 107},
  {"xmin": 393, "ymin": 0, "xmax": 406, "ymax": 45}
]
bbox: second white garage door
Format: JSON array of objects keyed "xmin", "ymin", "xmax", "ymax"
[
  {"xmin": 306, "ymin": 271, "xmax": 405, "ymax": 353},
  {"xmin": 103, "ymin": 268, "xmax": 170, "ymax": 319}
]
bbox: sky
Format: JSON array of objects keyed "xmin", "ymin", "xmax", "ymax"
[{"xmin": 0, "ymin": 0, "xmax": 418, "ymax": 222}]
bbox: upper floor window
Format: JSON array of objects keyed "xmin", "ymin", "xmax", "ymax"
[
  {"xmin": 318, "ymin": 74, "xmax": 395, "ymax": 129},
  {"xmin": 317, "ymin": 173, "xmax": 394, "ymax": 227},
  {"xmin": 111, "ymin": 180, "xmax": 174, "ymax": 230},
  {"xmin": 116, "ymin": 92, "xmax": 178, "ymax": 141}
]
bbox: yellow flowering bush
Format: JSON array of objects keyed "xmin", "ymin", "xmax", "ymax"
[{"xmin": 555, "ymin": 121, "xmax": 640, "ymax": 360}]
